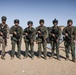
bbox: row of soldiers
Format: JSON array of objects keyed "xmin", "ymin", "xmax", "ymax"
[{"xmin": 0, "ymin": 16, "xmax": 76, "ymax": 62}]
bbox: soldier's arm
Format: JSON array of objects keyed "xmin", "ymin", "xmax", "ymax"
[
  {"xmin": 10, "ymin": 26, "xmax": 14, "ymax": 34},
  {"xmin": 62, "ymin": 27, "xmax": 66, "ymax": 35},
  {"xmin": 58, "ymin": 27, "xmax": 61, "ymax": 39},
  {"xmin": 32, "ymin": 28, "xmax": 36, "ymax": 41},
  {"xmin": 35, "ymin": 27, "xmax": 38, "ymax": 34},
  {"xmin": 44, "ymin": 27, "xmax": 48, "ymax": 39},
  {"xmin": 7, "ymin": 25, "xmax": 10, "ymax": 38},
  {"xmin": 74, "ymin": 27, "xmax": 76, "ymax": 40},
  {"xmin": 23, "ymin": 28, "xmax": 27, "ymax": 35},
  {"xmin": 49, "ymin": 27, "xmax": 52, "ymax": 36},
  {"xmin": 20, "ymin": 27, "xmax": 23, "ymax": 40}
]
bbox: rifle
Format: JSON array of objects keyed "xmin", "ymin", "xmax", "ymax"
[
  {"xmin": 50, "ymin": 28, "xmax": 59, "ymax": 42},
  {"xmin": 24, "ymin": 28, "xmax": 34, "ymax": 43},
  {"xmin": 63, "ymin": 30, "xmax": 71, "ymax": 42},
  {"xmin": 63, "ymin": 34, "xmax": 71, "ymax": 42},
  {"xmin": 37, "ymin": 28, "xmax": 45, "ymax": 42},
  {"xmin": 1, "ymin": 26, "xmax": 7, "ymax": 46},
  {"xmin": 13, "ymin": 28, "xmax": 20, "ymax": 42}
]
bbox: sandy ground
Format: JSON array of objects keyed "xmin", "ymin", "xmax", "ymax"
[{"xmin": 0, "ymin": 37, "xmax": 76, "ymax": 75}]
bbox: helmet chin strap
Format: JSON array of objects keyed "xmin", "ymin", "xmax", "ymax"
[
  {"xmin": 15, "ymin": 24, "xmax": 18, "ymax": 27},
  {"xmin": 54, "ymin": 24, "xmax": 57, "ymax": 27},
  {"xmin": 28, "ymin": 26, "xmax": 32, "ymax": 28},
  {"xmin": 68, "ymin": 24, "xmax": 72, "ymax": 26},
  {"xmin": 2, "ymin": 22, "xmax": 6, "ymax": 25},
  {"xmin": 40, "ymin": 24, "xmax": 43, "ymax": 26}
]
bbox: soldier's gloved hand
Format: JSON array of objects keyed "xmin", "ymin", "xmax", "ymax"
[
  {"xmin": 52, "ymin": 34, "xmax": 55, "ymax": 37},
  {"xmin": 65, "ymin": 33, "xmax": 68, "ymax": 37},
  {"xmin": 74, "ymin": 40, "xmax": 76, "ymax": 43},
  {"xmin": 13, "ymin": 31, "xmax": 17, "ymax": 35},
  {"xmin": 25, "ymin": 33, "xmax": 28, "ymax": 35},
  {"xmin": 0, "ymin": 32, "xmax": 3, "ymax": 36},
  {"xmin": 44, "ymin": 38, "xmax": 46, "ymax": 41},
  {"xmin": 56, "ymin": 39, "xmax": 59, "ymax": 43},
  {"xmin": 19, "ymin": 39, "xmax": 20, "ymax": 41},
  {"xmin": 38, "ymin": 31, "xmax": 41, "ymax": 34}
]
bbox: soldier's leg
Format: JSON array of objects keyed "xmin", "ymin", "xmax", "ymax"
[
  {"xmin": 11, "ymin": 40, "xmax": 16, "ymax": 58},
  {"xmin": 1, "ymin": 39, "xmax": 6, "ymax": 60},
  {"xmin": 71, "ymin": 41, "xmax": 75, "ymax": 62},
  {"xmin": 25, "ymin": 42, "xmax": 29, "ymax": 58},
  {"xmin": 51, "ymin": 41, "xmax": 55, "ymax": 57},
  {"xmin": 38, "ymin": 43, "xmax": 42, "ymax": 58},
  {"xmin": 30, "ymin": 43, "xmax": 34, "ymax": 59},
  {"xmin": 56, "ymin": 42, "xmax": 60, "ymax": 59},
  {"xmin": 42, "ymin": 42, "xmax": 47, "ymax": 59},
  {"xmin": 17, "ymin": 42, "xmax": 21, "ymax": 59},
  {"xmin": 65, "ymin": 42, "xmax": 69, "ymax": 60},
  {"xmin": 0, "ymin": 42, "xmax": 1, "ymax": 48}
]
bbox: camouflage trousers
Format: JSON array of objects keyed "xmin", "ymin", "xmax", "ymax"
[
  {"xmin": 51, "ymin": 41, "xmax": 60, "ymax": 58},
  {"xmin": 25, "ymin": 42, "xmax": 34, "ymax": 58},
  {"xmin": 0, "ymin": 36, "xmax": 6, "ymax": 56},
  {"xmin": 64, "ymin": 40, "xmax": 75, "ymax": 60},
  {"xmin": 11, "ymin": 40, "xmax": 21, "ymax": 58},
  {"xmin": 38, "ymin": 42, "xmax": 47, "ymax": 58}
]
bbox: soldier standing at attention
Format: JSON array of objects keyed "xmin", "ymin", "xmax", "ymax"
[
  {"xmin": 62, "ymin": 19, "xmax": 76, "ymax": 62},
  {"xmin": 0, "ymin": 16, "xmax": 9, "ymax": 60},
  {"xmin": 36, "ymin": 19, "xmax": 48, "ymax": 60},
  {"xmin": 10, "ymin": 19, "xmax": 23, "ymax": 60},
  {"xmin": 49, "ymin": 19, "xmax": 61, "ymax": 60},
  {"xmin": 23, "ymin": 21, "xmax": 35, "ymax": 60}
]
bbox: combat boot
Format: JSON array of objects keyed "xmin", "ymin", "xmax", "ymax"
[
  {"xmin": 31, "ymin": 57, "xmax": 34, "ymax": 60},
  {"xmin": 1, "ymin": 55, "xmax": 5, "ymax": 60},
  {"xmin": 57, "ymin": 58, "xmax": 61, "ymax": 61},
  {"xmin": 49, "ymin": 56, "xmax": 54, "ymax": 59},
  {"xmin": 18, "ymin": 56, "xmax": 21, "ymax": 60},
  {"xmin": 72, "ymin": 59, "xmax": 76, "ymax": 63},
  {"xmin": 37, "ymin": 55, "xmax": 41, "ymax": 59},
  {"xmin": 44, "ymin": 57, "xmax": 47, "ymax": 60},
  {"xmin": 11, "ymin": 57, "xmax": 14, "ymax": 60},
  {"xmin": 23, "ymin": 56, "xmax": 26, "ymax": 59},
  {"xmin": 65, "ymin": 57, "xmax": 69, "ymax": 61}
]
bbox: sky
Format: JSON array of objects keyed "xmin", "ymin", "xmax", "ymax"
[{"xmin": 0, "ymin": 0, "xmax": 76, "ymax": 28}]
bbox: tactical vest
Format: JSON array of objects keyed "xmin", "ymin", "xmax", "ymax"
[
  {"xmin": 64, "ymin": 26, "xmax": 75, "ymax": 40},
  {"xmin": 25, "ymin": 27, "xmax": 33, "ymax": 39},
  {"xmin": 0, "ymin": 23, "xmax": 7, "ymax": 38},
  {"xmin": 13, "ymin": 26, "xmax": 21, "ymax": 38},
  {"xmin": 37, "ymin": 26, "xmax": 46, "ymax": 38},
  {"xmin": 51, "ymin": 26, "xmax": 59, "ymax": 38}
]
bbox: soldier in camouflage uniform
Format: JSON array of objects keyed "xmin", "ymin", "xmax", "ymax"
[
  {"xmin": 0, "ymin": 16, "xmax": 9, "ymax": 60},
  {"xmin": 49, "ymin": 19, "xmax": 61, "ymax": 60},
  {"xmin": 10, "ymin": 19, "xmax": 23, "ymax": 60},
  {"xmin": 23, "ymin": 21, "xmax": 35, "ymax": 60},
  {"xmin": 36, "ymin": 19, "xmax": 48, "ymax": 60},
  {"xmin": 62, "ymin": 19, "xmax": 76, "ymax": 62}
]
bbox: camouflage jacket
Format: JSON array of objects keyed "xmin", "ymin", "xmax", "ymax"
[
  {"xmin": 75, "ymin": 26, "xmax": 76, "ymax": 40},
  {"xmin": 62, "ymin": 26, "xmax": 76, "ymax": 40},
  {"xmin": 36, "ymin": 26, "xmax": 48, "ymax": 39},
  {"xmin": 10, "ymin": 25, "xmax": 23, "ymax": 40},
  {"xmin": 49, "ymin": 26, "xmax": 61, "ymax": 40},
  {"xmin": 0, "ymin": 23, "xmax": 9, "ymax": 38},
  {"xmin": 23, "ymin": 27, "xmax": 35, "ymax": 42}
]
